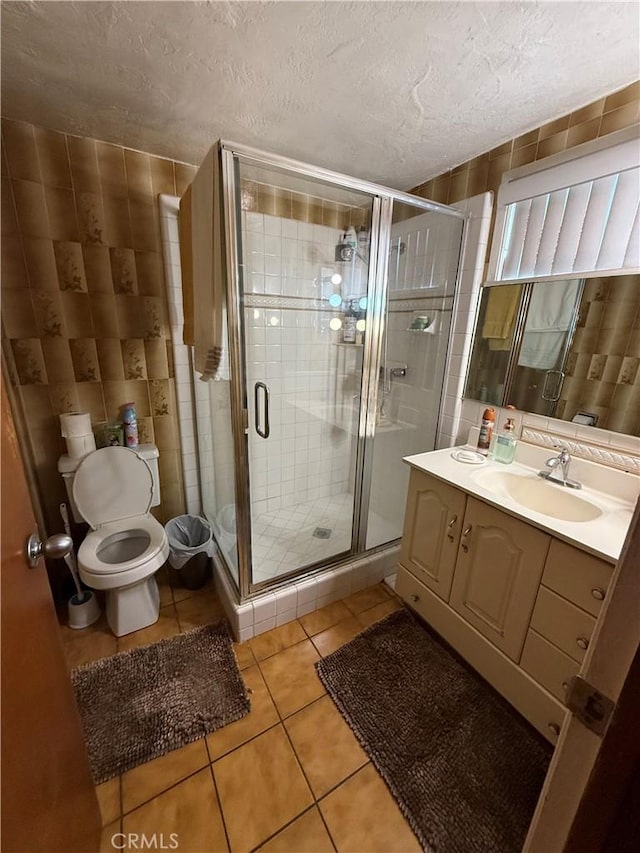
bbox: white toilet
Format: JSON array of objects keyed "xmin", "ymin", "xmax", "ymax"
[{"xmin": 60, "ymin": 445, "xmax": 169, "ymax": 637}]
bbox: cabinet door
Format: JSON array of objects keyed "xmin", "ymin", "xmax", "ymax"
[
  {"xmin": 450, "ymin": 498, "xmax": 550, "ymax": 661},
  {"xmin": 399, "ymin": 469, "xmax": 467, "ymax": 601}
]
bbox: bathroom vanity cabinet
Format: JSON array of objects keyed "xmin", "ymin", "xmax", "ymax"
[{"xmin": 397, "ymin": 469, "xmax": 613, "ymax": 743}]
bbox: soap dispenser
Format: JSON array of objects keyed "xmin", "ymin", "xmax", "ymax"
[{"xmin": 492, "ymin": 418, "xmax": 517, "ymax": 464}]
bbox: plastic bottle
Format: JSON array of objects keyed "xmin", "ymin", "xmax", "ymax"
[
  {"xmin": 476, "ymin": 407, "xmax": 495, "ymax": 455},
  {"xmin": 122, "ymin": 402, "xmax": 139, "ymax": 448},
  {"xmin": 343, "ymin": 300, "xmax": 357, "ymax": 343},
  {"xmin": 491, "ymin": 418, "xmax": 517, "ymax": 464},
  {"xmin": 357, "ymin": 225, "xmax": 369, "ymax": 259}
]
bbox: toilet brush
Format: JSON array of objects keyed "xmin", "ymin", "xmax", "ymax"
[{"xmin": 60, "ymin": 503, "xmax": 101, "ymax": 629}]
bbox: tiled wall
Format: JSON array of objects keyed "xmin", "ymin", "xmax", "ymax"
[
  {"xmin": 1, "ymin": 118, "xmax": 196, "ymax": 532},
  {"xmin": 413, "ymin": 80, "xmax": 640, "ymax": 451},
  {"xmin": 243, "ymin": 212, "xmax": 355, "ymax": 517},
  {"xmin": 412, "ymin": 81, "xmax": 640, "ymax": 213},
  {"xmin": 559, "ymin": 275, "xmax": 639, "ymax": 435}
]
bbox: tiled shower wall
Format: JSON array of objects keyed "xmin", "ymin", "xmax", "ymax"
[
  {"xmin": 243, "ymin": 212, "xmax": 355, "ymax": 517},
  {"xmin": 1, "ymin": 117, "xmax": 195, "ymax": 532}
]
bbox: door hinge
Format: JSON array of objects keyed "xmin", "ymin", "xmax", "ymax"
[{"xmin": 565, "ymin": 675, "xmax": 615, "ymax": 737}]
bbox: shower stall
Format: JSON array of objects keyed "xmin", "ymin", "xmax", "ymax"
[{"xmin": 190, "ymin": 143, "xmax": 466, "ymax": 600}]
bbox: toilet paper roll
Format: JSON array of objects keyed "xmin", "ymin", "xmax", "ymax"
[
  {"xmin": 66, "ymin": 433, "xmax": 96, "ymax": 459},
  {"xmin": 60, "ymin": 412, "xmax": 92, "ymax": 438}
]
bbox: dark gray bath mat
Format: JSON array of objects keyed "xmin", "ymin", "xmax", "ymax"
[
  {"xmin": 316, "ymin": 609, "xmax": 551, "ymax": 853},
  {"xmin": 72, "ymin": 621, "xmax": 250, "ymax": 784}
]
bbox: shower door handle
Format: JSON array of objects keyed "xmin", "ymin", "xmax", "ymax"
[{"xmin": 254, "ymin": 382, "xmax": 270, "ymax": 439}]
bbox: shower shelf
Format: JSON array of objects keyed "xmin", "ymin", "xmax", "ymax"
[
  {"xmin": 406, "ymin": 327, "xmax": 435, "ymax": 333},
  {"xmin": 334, "ymin": 342, "xmax": 364, "ymax": 347}
]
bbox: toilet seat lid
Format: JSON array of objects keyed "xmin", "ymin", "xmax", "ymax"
[{"xmin": 73, "ymin": 447, "xmax": 153, "ymax": 529}]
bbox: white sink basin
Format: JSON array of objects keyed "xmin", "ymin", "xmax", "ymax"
[{"xmin": 472, "ymin": 469, "xmax": 603, "ymax": 522}]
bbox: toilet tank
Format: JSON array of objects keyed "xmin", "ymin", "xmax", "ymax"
[{"xmin": 58, "ymin": 443, "xmax": 161, "ymax": 523}]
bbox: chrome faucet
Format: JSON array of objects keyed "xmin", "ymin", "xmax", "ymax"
[{"xmin": 538, "ymin": 447, "xmax": 582, "ymax": 490}]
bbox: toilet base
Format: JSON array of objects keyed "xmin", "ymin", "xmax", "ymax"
[{"xmin": 105, "ymin": 574, "xmax": 160, "ymax": 637}]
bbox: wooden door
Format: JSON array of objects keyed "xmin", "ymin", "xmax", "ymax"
[
  {"xmin": 0, "ymin": 376, "xmax": 101, "ymax": 852},
  {"xmin": 449, "ymin": 497, "xmax": 550, "ymax": 661},
  {"xmin": 399, "ymin": 469, "xmax": 467, "ymax": 602}
]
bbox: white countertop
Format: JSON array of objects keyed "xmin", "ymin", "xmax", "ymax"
[{"xmin": 404, "ymin": 445, "xmax": 639, "ymax": 564}]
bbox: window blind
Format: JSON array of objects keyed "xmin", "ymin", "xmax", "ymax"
[{"xmin": 487, "ymin": 131, "xmax": 640, "ymax": 284}]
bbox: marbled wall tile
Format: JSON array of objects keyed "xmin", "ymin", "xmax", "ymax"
[
  {"xmin": 153, "ymin": 414, "xmax": 178, "ymax": 449},
  {"xmin": 45, "ymin": 186, "xmax": 80, "ymax": 242},
  {"xmin": 34, "ymin": 127, "xmax": 72, "ymax": 189},
  {"xmin": 69, "ymin": 338, "xmax": 100, "ymax": 382},
  {"xmin": 175, "ymin": 162, "xmax": 196, "ymax": 196},
  {"xmin": 89, "ymin": 293, "xmax": 120, "ymax": 338},
  {"xmin": 1, "ymin": 236, "xmax": 28, "ymax": 289},
  {"xmin": 76, "ymin": 190, "xmax": 105, "ymax": 245},
  {"xmin": 124, "ymin": 150, "xmax": 152, "ymax": 195},
  {"xmin": 110, "ymin": 247, "xmax": 138, "ymax": 294},
  {"xmin": 150, "ymin": 378, "xmax": 171, "ymax": 416},
  {"xmin": 618, "ymin": 356, "xmax": 639, "ymax": 385},
  {"xmin": 32, "ymin": 289, "xmax": 66, "ymax": 337},
  {"xmin": 61, "ymin": 291, "xmax": 93, "ymax": 337},
  {"xmin": 18, "ymin": 384, "xmax": 54, "ymax": 431},
  {"xmin": 4, "ymin": 119, "xmax": 188, "ymax": 530},
  {"xmin": 97, "ymin": 142, "xmax": 128, "ymax": 198},
  {"xmin": 22, "ymin": 238, "xmax": 58, "ymax": 290},
  {"xmin": 76, "ymin": 381, "xmax": 106, "ymax": 423},
  {"xmin": 137, "ymin": 416, "xmax": 155, "ymax": 445},
  {"xmin": 12, "ymin": 179, "xmax": 50, "ymax": 237},
  {"xmin": 115, "ymin": 294, "xmax": 142, "ymax": 338},
  {"xmin": 121, "ymin": 339, "xmax": 147, "ymax": 379},
  {"xmin": 96, "ymin": 338, "xmax": 125, "ymax": 381},
  {"xmin": 49, "ymin": 381, "xmax": 80, "ymax": 415},
  {"xmin": 144, "ymin": 339, "xmax": 169, "ymax": 378},
  {"xmin": 150, "ymin": 157, "xmax": 175, "ymax": 196},
  {"xmin": 122, "ymin": 380, "xmax": 151, "ymax": 418},
  {"xmin": 10, "ymin": 339, "xmax": 47, "ymax": 384},
  {"xmin": 141, "ymin": 296, "xmax": 164, "ymax": 339},
  {"xmin": 1, "ymin": 182, "xmax": 19, "ymax": 236},
  {"xmin": 41, "ymin": 338, "xmax": 75, "ymax": 383},
  {"xmin": 130, "ymin": 197, "xmax": 159, "ymax": 252},
  {"xmin": 67, "ymin": 135, "xmax": 101, "ymax": 193},
  {"xmin": 82, "ymin": 245, "xmax": 113, "ymax": 292},
  {"xmin": 53, "ymin": 241, "xmax": 87, "ymax": 291},
  {"xmin": 135, "ymin": 251, "xmax": 164, "ymax": 297},
  {"xmin": 2, "ymin": 120, "xmax": 41, "ymax": 183},
  {"xmin": 102, "ymin": 194, "xmax": 133, "ymax": 247}
]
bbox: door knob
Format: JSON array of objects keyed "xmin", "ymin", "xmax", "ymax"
[{"xmin": 26, "ymin": 533, "xmax": 73, "ymax": 568}]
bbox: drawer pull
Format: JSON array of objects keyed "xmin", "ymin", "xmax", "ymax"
[
  {"xmin": 591, "ymin": 587, "xmax": 605, "ymax": 601},
  {"xmin": 410, "ymin": 594, "xmax": 420, "ymax": 603},
  {"xmin": 576, "ymin": 636, "xmax": 590, "ymax": 651},
  {"xmin": 548, "ymin": 723, "xmax": 561, "ymax": 737}
]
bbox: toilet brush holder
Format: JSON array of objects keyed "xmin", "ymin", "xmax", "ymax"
[{"xmin": 68, "ymin": 590, "xmax": 101, "ymax": 630}]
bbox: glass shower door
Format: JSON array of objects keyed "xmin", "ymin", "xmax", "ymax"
[
  {"xmin": 234, "ymin": 158, "xmax": 376, "ymax": 588},
  {"xmin": 364, "ymin": 199, "xmax": 465, "ymax": 549}
]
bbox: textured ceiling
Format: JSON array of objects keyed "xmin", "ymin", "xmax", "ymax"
[{"xmin": 1, "ymin": 1, "xmax": 639, "ymax": 189}]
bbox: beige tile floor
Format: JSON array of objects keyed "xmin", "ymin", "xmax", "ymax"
[{"xmin": 59, "ymin": 570, "xmax": 420, "ymax": 853}]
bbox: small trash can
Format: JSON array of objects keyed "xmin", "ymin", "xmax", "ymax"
[{"xmin": 165, "ymin": 515, "xmax": 214, "ymax": 590}]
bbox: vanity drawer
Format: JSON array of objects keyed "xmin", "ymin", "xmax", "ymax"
[
  {"xmin": 521, "ymin": 629, "xmax": 579, "ymax": 703},
  {"xmin": 531, "ymin": 586, "xmax": 596, "ymax": 664},
  {"xmin": 542, "ymin": 540, "xmax": 613, "ymax": 617}
]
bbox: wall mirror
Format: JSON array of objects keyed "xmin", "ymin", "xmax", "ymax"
[{"xmin": 464, "ymin": 274, "xmax": 640, "ymax": 436}]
